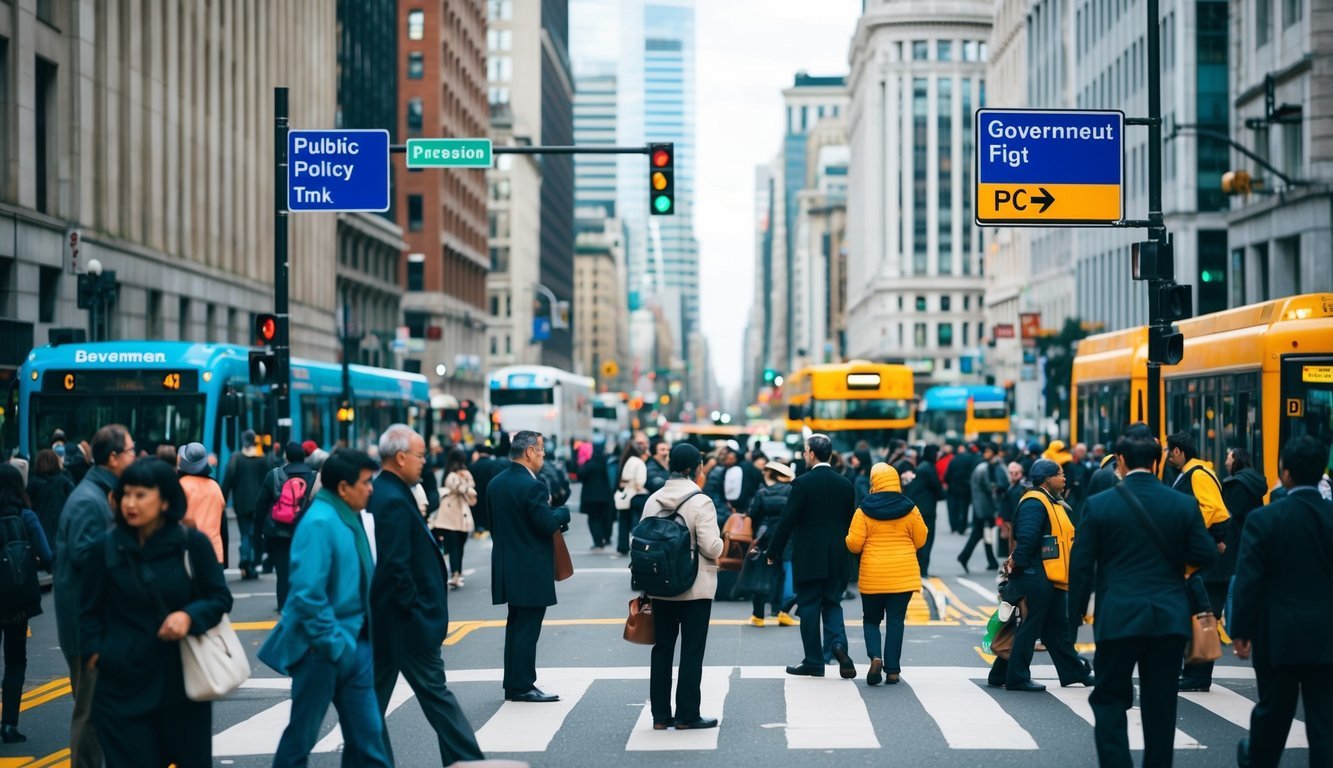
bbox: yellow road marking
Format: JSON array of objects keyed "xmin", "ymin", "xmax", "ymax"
[
  {"xmin": 974, "ymin": 646, "xmax": 997, "ymax": 665},
  {"xmin": 24, "ymin": 748, "xmax": 72, "ymax": 768},
  {"xmin": 232, "ymin": 620, "xmax": 278, "ymax": 631},
  {"xmin": 21, "ymin": 678, "xmax": 70, "ymax": 700},
  {"xmin": 0, "ymin": 758, "xmax": 34, "ymax": 767},
  {"xmin": 19, "ymin": 684, "xmax": 71, "ymax": 711},
  {"xmin": 928, "ymin": 577, "xmax": 992, "ymax": 620}
]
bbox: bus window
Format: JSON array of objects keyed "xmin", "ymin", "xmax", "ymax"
[
  {"xmin": 491, "ymin": 388, "xmax": 555, "ymax": 407},
  {"xmin": 300, "ymin": 395, "xmax": 327, "ymax": 449},
  {"xmin": 1280, "ymin": 357, "xmax": 1333, "ymax": 460},
  {"xmin": 30, "ymin": 392, "xmax": 206, "ymax": 457}
]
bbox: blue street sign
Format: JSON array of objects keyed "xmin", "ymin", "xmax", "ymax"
[
  {"xmin": 974, "ymin": 109, "xmax": 1124, "ymax": 226},
  {"xmin": 287, "ymin": 129, "xmax": 391, "ymax": 212},
  {"xmin": 532, "ymin": 316, "xmax": 552, "ymax": 342}
]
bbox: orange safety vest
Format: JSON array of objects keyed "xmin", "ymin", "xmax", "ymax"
[{"xmin": 1020, "ymin": 489, "xmax": 1075, "ymax": 590}]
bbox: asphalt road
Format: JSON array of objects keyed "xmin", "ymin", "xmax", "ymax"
[{"xmin": 0, "ymin": 488, "xmax": 1309, "ymax": 767}]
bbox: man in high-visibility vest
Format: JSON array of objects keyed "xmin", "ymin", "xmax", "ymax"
[
  {"xmin": 1166, "ymin": 431, "xmax": 1231, "ymax": 693},
  {"xmin": 987, "ymin": 459, "xmax": 1093, "ymax": 691}
]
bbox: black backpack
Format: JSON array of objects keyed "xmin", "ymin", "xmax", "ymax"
[
  {"xmin": 629, "ymin": 491, "xmax": 703, "ymax": 597},
  {"xmin": 0, "ymin": 513, "xmax": 40, "ymax": 618}
]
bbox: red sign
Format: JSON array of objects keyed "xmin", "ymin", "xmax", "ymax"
[
  {"xmin": 1019, "ymin": 312, "xmax": 1042, "ymax": 347},
  {"xmin": 994, "ymin": 324, "xmax": 1016, "ymax": 340}
]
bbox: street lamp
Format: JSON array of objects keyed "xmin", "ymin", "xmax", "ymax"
[
  {"xmin": 77, "ymin": 259, "xmax": 118, "ymax": 341},
  {"xmin": 435, "ymin": 363, "xmax": 449, "ymax": 377}
]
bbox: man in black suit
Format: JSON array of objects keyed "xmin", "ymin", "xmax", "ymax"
[
  {"xmin": 1232, "ymin": 435, "xmax": 1333, "ymax": 768},
  {"xmin": 488, "ymin": 430, "xmax": 571, "ymax": 702},
  {"xmin": 767, "ymin": 434, "xmax": 858, "ymax": 679},
  {"xmin": 945, "ymin": 443, "xmax": 979, "ymax": 534},
  {"xmin": 369, "ymin": 425, "xmax": 484, "ymax": 765},
  {"xmin": 1070, "ymin": 432, "xmax": 1217, "ymax": 768}
]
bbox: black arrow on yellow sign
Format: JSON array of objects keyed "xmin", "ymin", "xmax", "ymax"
[{"xmin": 1031, "ymin": 187, "xmax": 1055, "ymax": 213}]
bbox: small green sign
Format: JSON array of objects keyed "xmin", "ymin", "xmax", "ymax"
[{"xmin": 405, "ymin": 138, "xmax": 493, "ymax": 169}]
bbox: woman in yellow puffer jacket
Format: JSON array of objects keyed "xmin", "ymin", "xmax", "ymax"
[{"xmin": 846, "ymin": 463, "xmax": 928, "ymax": 685}]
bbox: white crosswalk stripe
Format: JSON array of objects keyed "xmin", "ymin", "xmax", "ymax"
[{"xmin": 210, "ymin": 665, "xmax": 1311, "ymax": 757}]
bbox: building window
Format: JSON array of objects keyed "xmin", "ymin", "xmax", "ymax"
[
  {"xmin": 963, "ymin": 40, "xmax": 978, "ymax": 61},
  {"xmin": 35, "ymin": 57, "xmax": 57, "ymax": 214},
  {"xmin": 488, "ymin": 29, "xmax": 512, "ymax": 51},
  {"xmin": 488, "ymin": 0, "xmax": 512, "ymax": 20},
  {"xmin": 404, "ymin": 311, "xmax": 429, "ymax": 338},
  {"xmin": 937, "ymin": 41, "xmax": 953, "ymax": 60},
  {"xmin": 912, "ymin": 78, "xmax": 928, "ymax": 274},
  {"xmin": 915, "ymin": 295, "xmax": 927, "ymax": 312},
  {"xmin": 487, "ymin": 56, "xmax": 511, "ymax": 82},
  {"xmin": 407, "ymin": 9, "xmax": 424, "ymax": 41},
  {"xmin": 912, "ymin": 40, "xmax": 929, "ymax": 60},
  {"xmin": 407, "ymin": 98, "xmax": 423, "ymax": 136},
  {"xmin": 1282, "ymin": 120, "xmax": 1303, "ymax": 177},
  {"xmin": 1283, "ymin": 0, "xmax": 1301, "ymax": 26},
  {"xmin": 940, "ymin": 295, "xmax": 951, "ymax": 312},
  {"xmin": 488, "ymin": 87, "xmax": 510, "ymax": 107},
  {"xmin": 1195, "ymin": 0, "xmax": 1228, "ymax": 212},
  {"xmin": 227, "ymin": 307, "xmax": 238, "ymax": 344},
  {"xmin": 178, "ymin": 296, "xmax": 191, "ymax": 341},
  {"xmin": 407, "ymin": 253, "xmax": 424, "ymax": 291},
  {"xmin": 1198, "ymin": 230, "xmax": 1228, "ymax": 314},
  {"xmin": 408, "ymin": 52, "xmax": 424, "ymax": 79},
  {"xmin": 38, "ymin": 266, "xmax": 59, "ymax": 323},
  {"xmin": 938, "ymin": 77, "xmax": 953, "ymax": 275},
  {"xmin": 964, "ymin": 295, "xmax": 970, "ymax": 310},
  {"xmin": 914, "ymin": 322, "xmax": 927, "ymax": 348},
  {"xmin": 407, "ymin": 195, "xmax": 424, "ymax": 231},
  {"xmin": 938, "ymin": 323, "xmax": 954, "ymax": 348},
  {"xmin": 490, "ymin": 295, "xmax": 500, "ymax": 316}
]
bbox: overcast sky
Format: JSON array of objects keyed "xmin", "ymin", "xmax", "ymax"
[{"xmin": 694, "ymin": 0, "xmax": 863, "ymax": 401}]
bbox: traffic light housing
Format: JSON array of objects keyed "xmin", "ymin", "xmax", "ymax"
[
  {"xmin": 763, "ymin": 368, "xmax": 778, "ymax": 385},
  {"xmin": 648, "ymin": 142, "xmax": 674, "ymax": 216},
  {"xmin": 249, "ymin": 350, "xmax": 277, "ymax": 385},
  {"xmin": 336, "ymin": 401, "xmax": 355, "ymax": 423},
  {"xmin": 1148, "ymin": 324, "xmax": 1184, "ymax": 365},
  {"xmin": 1158, "ymin": 282, "xmax": 1193, "ymax": 323},
  {"xmin": 253, "ymin": 313, "xmax": 278, "ymax": 347}
]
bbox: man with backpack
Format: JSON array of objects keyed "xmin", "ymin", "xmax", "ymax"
[
  {"xmin": 255, "ymin": 442, "xmax": 317, "ymax": 610},
  {"xmin": 221, "ymin": 429, "xmax": 274, "ymax": 579}
]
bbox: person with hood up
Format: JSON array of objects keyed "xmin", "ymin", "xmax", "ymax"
[
  {"xmin": 845, "ymin": 463, "xmax": 928, "ymax": 685},
  {"xmin": 177, "ymin": 443, "xmax": 225, "ymax": 563},
  {"xmin": 1043, "ymin": 439, "xmax": 1074, "ymax": 466},
  {"xmin": 851, "ymin": 449, "xmax": 874, "ymax": 507}
]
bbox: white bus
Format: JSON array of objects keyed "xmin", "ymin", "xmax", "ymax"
[
  {"xmin": 487, "ymin": 365, "xmax": 595, "ymax": 461},
  {"xmin": 591, "ymin": 392, "xmax": 630, "ymax": 445}
]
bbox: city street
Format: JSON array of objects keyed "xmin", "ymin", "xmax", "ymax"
[{"xmin": 0, "ymin": 492, "xmax": 1303, "ymax": 768}]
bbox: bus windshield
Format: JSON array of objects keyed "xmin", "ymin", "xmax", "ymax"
[
  {"xmin": 812, "ymin": 398, "xmax": 913, "ymax": 421},
  {"xmin": 972, "ymin": 402, "xmax": 1007, "ymax": 419},
  {"xmin": 490, "ymin": 388, "xmax": 555, "ymax": 407},
  {"xmin": 30, "ymin": 393, "xmax": 207, "ymax": 454}
]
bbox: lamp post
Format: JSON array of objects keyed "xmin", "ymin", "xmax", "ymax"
[{"xmin": 76, "ymin": 258, "xmax": 118, "ymax": 341}]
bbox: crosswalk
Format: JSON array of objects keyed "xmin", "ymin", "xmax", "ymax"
[{"xmin": 209, "ymin": 664, "xmax": 1310, "ymax": 757}]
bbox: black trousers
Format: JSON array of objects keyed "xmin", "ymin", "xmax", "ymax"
[
  {"xmin": 373, "ymin": 630, "xmax": 484, "ymax": 766},
  {"xmin": 0, "ymin": 618, "xmax": 27, "ymax": 727},
  {"xmin": 1179, "ymin": 580, "xmax": 1229, "ymax": 686},
  {"xmin": 431, "ymin": 529, "xmax": 468, "ymax": 575},
  {"xmin": 93, "ymin": 692, "xmax": 212, "ymax": 768},
  {"xmin": 582, "ymin": 500, "xmax": 613, "ymax": 548},
  {"xmin": 992, "ymin": 578, "xmax": 1086, "ymax": 687},
  {"xmin": 649, "ymin": 598, "xmax": 712, "ymax": 724},
  {"xmin": 503, "ymin": 604, "xmax": 547, "ymax": 692},
  {"xmin": 958, "ymin": 515, "xmax": 998, "ymax": 569},
  {"xmin": 1088, "ymin": 635, "xmax": 1187, "ymax": 768},
  {"xmin": 917, "ymin": 504, "xmax": 937, "ymax": 576},
  {"xmin": 1248, "ymin": 661, "xmax": 1333, "ymax": 768},
  {"xmin": 616, "ymin": 495, "xmax": 648, "ymax": 554},
  {"xmin": 270, "ymin": 538, "xmax": 292, "ymax": 610},
  {"xmin": 946, "ymin": 491, "xmax": 971, "ymax": 534},
  {"xmin": 795, "ymin": 579, "xmax": 848, "ymax": 667}
]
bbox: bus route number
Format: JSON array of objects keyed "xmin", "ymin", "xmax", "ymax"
[{"xmin": 162, "ymin": 372, "xmax": 182, "ymax": 391}]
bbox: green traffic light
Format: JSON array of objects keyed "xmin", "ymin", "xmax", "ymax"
[{"xmin": 653, "ymin": 195, "xmax": 672, "ymax": 213}]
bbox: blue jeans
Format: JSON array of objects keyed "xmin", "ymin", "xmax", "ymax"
[
  {"xmin": 237, "ymin": 515, "xmax": 255, "ymax": 569},
  {"xmin": 861, "ymin": 592, "xmax": 913, "ymax": 672},
  {"xmin": 273, "ymin": 639, "xmax": 391, "ymax": 768}
]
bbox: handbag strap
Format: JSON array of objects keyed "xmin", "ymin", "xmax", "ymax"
[{"xmin": 1115, "ymin": 483, "xmax": 1183, "ymax": 576}]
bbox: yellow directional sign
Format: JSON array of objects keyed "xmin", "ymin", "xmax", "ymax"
[
  {"xmin": 975, "ymin": 108, "xmax": 1124, "ymax": 226},
  {"xmin": 601, "ymin": 360, "xmax": 619, "ymax": 378}
]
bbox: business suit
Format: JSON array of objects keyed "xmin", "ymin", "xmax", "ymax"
[
  {"xmin": 767, "ymin": 464, "xmax": 857, "ymax": 668},
  {"xmin": 369, "ymin": 471, "xmax": 483, "ymax": 765},
  {"xmin": 1231, "ymin": 488, "xmax": 1333, "ymax": 768},
  {"xmin": 488, "ymin": 463, "xmax": 571, "ymax": 694},
  {"xmin": 1069, "ymin": 472, "xmax": 1217, "ymax": 768}
]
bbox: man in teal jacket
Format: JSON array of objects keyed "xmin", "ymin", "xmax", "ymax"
[{"xmin": 260, "ymin": 449, "xmax": 390, "ymax": 768}]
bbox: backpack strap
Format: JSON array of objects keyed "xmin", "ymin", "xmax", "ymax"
[{"xmin": 661, "ymin": 490, "xmax": 704, "ymax": 520}]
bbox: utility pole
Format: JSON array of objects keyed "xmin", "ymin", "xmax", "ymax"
[{"xmin": 274, "ymin": 87, "xmax": 292, "ymax": 447}]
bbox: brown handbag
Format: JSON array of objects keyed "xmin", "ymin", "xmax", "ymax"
[
  {"xmin": 990, "ymin": 598, "xmax": 1027, "ymax": 660},
  {"xmin": 553, "ymin": 531, "xmax": 574, "ymax": 581},
  {"xmin": 624, "ymin": 595, "xmax": 655, "ymax": 644},
  {"xmin": 1185, "ymin": 612, "xmax": 1223, "ymax": 664},
  {"xmin": 718, "ymin": 513, "xmax": 754, "ymax": 572}
]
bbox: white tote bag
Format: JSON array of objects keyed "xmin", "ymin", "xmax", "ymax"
[{"xmin": 179, "ymin": 551, "xmax": 251, "ymax": 701}]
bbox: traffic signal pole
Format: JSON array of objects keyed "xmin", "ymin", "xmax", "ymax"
[
  {"xmin": 274, "ymin": 87, "xmax": 292, "ymax": 447},
  {"xmin": 1145, "ymin": 0, "xmax": 1165, "ymax": 440}
]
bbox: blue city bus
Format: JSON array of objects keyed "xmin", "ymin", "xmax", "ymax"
[
  {"xmin": 14, "ymin": 341, "xmax": 430, "ymax": 479},
  {"xmin": 919, "ymin": 385, "xmax": 1012, "ymax": 442}
]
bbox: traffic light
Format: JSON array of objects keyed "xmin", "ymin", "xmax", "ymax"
[
  {"xmin": 336, "ymin": 401, "xmax": 355, "ymax": 423},
  {"xmin": 1157, "ymin": 282, "xmax": 1193, "ymax": 322},
  {"xmin": 248, "ymin": 349, "xmax": 277, "ymax": 385},
  {"xmin": 459, "ymin": 399, "xmax": 477, "ymax": 424},
  {"xmin": 1131, "ymin": 240, "xmax": 1173, "ymax": 282},
  {"xmin": 763, "ymin": 368, "xmax": 778, "ymax": 385},
  {"xmin": 1148, "ymin": 324, "xmax": 1184, "ymax": 365},
  {"xmin": 648, "ymin": 142, "xmax": 674, "ymax": 215},
  {"xmin": 253, "ymin": 313, "xmax": 278, "ymax": 347}
]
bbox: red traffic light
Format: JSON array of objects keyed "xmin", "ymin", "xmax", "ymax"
[
  {"xmin": 254, "ymin": 313, "xmax": 278, "ymax": 345},
  {"xmin": 651, "ymin": 148, "xmax": 671, "ymax": 167}
]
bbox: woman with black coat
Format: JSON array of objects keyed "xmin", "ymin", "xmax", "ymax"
[
  {"xmin": 80, "ymin": 458, "xmax": 233, "ymax": 768},
  {"xmin": 903, "ymin": 444, "xmax": 946, "ymax": 577},
  {"xmin": 26, "ymin": 449, "xmax": 74, "ymax": 544},
  {"xmin": 0, "ymin": 464, "xmax": 54, "ymax": 744},
  {"xmin": 747, "ymin": 463, "xmax": 798, "ymax": 625}
]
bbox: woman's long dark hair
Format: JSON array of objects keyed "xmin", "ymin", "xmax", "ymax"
[
  {"xmin": 616, "ymin": 441, "xmax": 642, "ymax": 486},
  {"xmin": 446, "ymin": 447, "xmax": 469, "ymax": 474},
  {"xmin": 113, "ymin": 458, "xmax": 188, "ymax": 524},
  {"xmin": 1229, "ymin": 448, "xmax": 1252, "ymax": 472},
  {"xmin": 0, "ymin": 464, "xmax": 32, "ymax": 514}
]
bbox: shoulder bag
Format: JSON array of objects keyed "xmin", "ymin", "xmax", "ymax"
[
  {"xmin": 178, "ymin": 544, "xmax": 252, "ymax": 701},
  {"xmin": 623, "ymin": 594, "xmax": 654, "ymax": 645},
  {"xmin": 553, "ymin": 530, "xmax": 575, "ymax": 582},
  {"xmin": 1114, "ymin": 484, "xmax": 1221, "ymax": 664}
]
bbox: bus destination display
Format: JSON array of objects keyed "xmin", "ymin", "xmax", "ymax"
[{"xmin": 44, "ymin": 370, "xmax": 199, "ymax": 394}]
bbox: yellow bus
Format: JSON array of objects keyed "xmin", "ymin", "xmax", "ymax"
[
  {"xmin": 1071, "ymin": 293, "xmax": 1333, "ymax": 487},
  {"xmin": 784, "ymin": 361, "xmax": 916, "ymax": 451},
  {"xmin": 920, "ymin": 385, "xmax": 1012, "ymax": 442}
]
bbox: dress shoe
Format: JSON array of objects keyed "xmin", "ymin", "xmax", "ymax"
[
  {"xmin": 987, "ymin": 678, "xmax": 1005, "ymax": 688},
  {"xmin": 1006, "ymin": 681, "xmax": 1047, "ymax": 692},
  {"xmin": 776, "ymin": 611, "xmax": 799, "ymax": 627},
  {"xmin": 1062, "ymin": 676, "xmax": 1096, "ymax": 688},
  {"xmin": 785, "ymin": 663, "xmax": 825, "ymax": 677},
  {"xmin": 885, "ymin": 673, "xmax": 900, "ymax": 685},
  {"xmin": 652, "ymin": 720, "xmax": 673, "ymax": 731},
  {"xmin": 833, "ymin": 644, "xmax": 857, "ymax": 679},
  {"xmin": 1178, "ymin": 678, "xmax": 1210, "ymax": 693},
  {"xmin": 986, "ymin": 562, "xmax": 1000, "ymax": 571},
  {"xmin": 1237, "ymin": 737, "xmax": 1251, "ymax": 768},
  {"xmin": 506, "ymin": 688, "xmax": 560, "ymax": 703},
  {"xmin": 866, "ymin": 657, "xmax": 883, "ymax": 686},
  {"xmin": 674, "ymin": 717, "xmax": 719, "ymax": 730},
  {"xmin": 1, "ymin": 725, "xmax": 27, "ymax": 743},
  {"xmin": 748, "ymin": 615, "xmax": 765, "ymax": 627},
  {"xmin": 957, "ymin": 555, "xmax": 970, "ymax": 574}
]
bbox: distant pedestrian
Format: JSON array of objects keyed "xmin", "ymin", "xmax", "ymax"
[
  {"xmin": 767, "ymin": 434, "xmax": 858, "ymax": 679},
  {"xmin": 1069, "ymin": 433, "xmax": 1216, "ymax": 768},
  {"xmin": 614, "ymin": 438, "xmax": 649, "ymax": 555},
  {"xmin": 747, "ymin": 461, "xmax": 797, "ymax": 625},
  {"xmin": 0, "ymin": 464, "xmax": 54, "ymax": 744},
  {"xmin": 577, "ymin": 441, "xmax": 614, "ymax": 550},
  {"xmin": 176, "ymin": 443, "xmax": 225, "ymax": 563},
  {"xmin": 260, "ymin": 449, "xmax": 390, "ymax": 768},
  {"xmin": 845, "ymin": 463, "xmax": 926, "ymax": 686},
  {"xmin": 958, "ymin": 443, "xmax": 1000, "ymax": 573},
  {"xmin": 1231, "ymin": 436, "xmax": 1333, "ymax": 768},
  {"xmin": 26, "ymin": 448, "xmax": 74, "ymax": 544},
  {"xmin": 80, "ymin": 458, "xmax": 232, "ymax": 768},
  {"xmin": 255, "ymin": 442, "xmax": 317, "ymax": 610},
  {"xmin": 944, "ymin": 444, "xmax": 978, "ymax": 535},
  {"xmin": 645, "ymin": 436, "xmax": 671, "ymax": 494},
  {"xmin": 429, "ymin": 447, "xmax": 477, "ymax": 589},
  {"xmin": 370, "ymin": 426, "xmax": 484, "ymax": 765},
  {"xmin": 54, "ymin": 424, "xmax": 136, "ymax": 768},
  {"xmin": 469, "ymin": 444, "xmax": 501, "ymax": 532},
  {"xmin": 220, "ymin": 430, "xmax": 272, "ymax": 580},
  {"xmin": 643, "ymin": 444, "xmax": 725, "ymax": 730},
  {"xmin": 903, "ymin": 444, "xmax": 945, "ymax": 577},
  {"xmin": 488, "ymin": 431, "xmax": 571, "ymax": 703}
]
